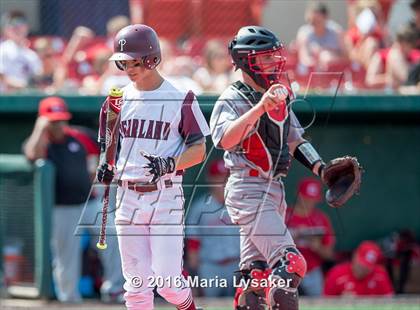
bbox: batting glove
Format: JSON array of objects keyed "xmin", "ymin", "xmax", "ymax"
[
  {"xmin": 141, "ymin": 151, "xmax": 176, "ymax": 184},
  {"xmin": 97, "ymin": 163, "xmax": 115, "ymax": 185}
]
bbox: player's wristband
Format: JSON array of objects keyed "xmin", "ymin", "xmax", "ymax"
[{"xmin": 293, "ymin": 141, "xmax": 325, "ymax": 175}]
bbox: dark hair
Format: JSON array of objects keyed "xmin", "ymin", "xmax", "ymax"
[
  {"xmin": 411, "ymin": 0, "xmax": 420, "ymax": 11},
  {"xmin": 396, "ymin": 25, "xmax": 417, "ymax": 45},
  {"xmin": 308, "ymin": 1, "xmax": 329, "ymax": 16},
  {"xmin": 1, "ymin": 10, "xmax": 27, "ymax": 28}
]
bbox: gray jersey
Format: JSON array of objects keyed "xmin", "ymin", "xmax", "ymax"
[
  {"xmin": 210, "ymin": 82, "xmax": 304, "ymax": 179},
  {"xmin": 209, "ymin": 81, "xmax": 304, "ymax": 269}
]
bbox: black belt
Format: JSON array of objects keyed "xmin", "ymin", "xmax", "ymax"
[{"xmin": 117, "ymin": 179, "xmax": 173, "ymax": 193}]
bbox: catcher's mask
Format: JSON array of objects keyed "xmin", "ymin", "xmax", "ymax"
[{"xmin": 229, "ymin": 26, "xmax": 287, "ymax": 89}]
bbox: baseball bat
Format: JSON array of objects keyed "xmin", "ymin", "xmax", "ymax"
[{"xmin": 97, "ymin": 87, "xmax": 123, "ymax": 250}]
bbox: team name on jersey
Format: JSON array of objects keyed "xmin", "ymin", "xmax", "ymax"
[{"xmin": 120, "ymin": 119, "xmax": 171, "ymax": 141}]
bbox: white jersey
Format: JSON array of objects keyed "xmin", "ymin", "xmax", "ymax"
[
  {"xmin": 99, "ymin": 79, "xmax": 210, "ymax": 182},
  {"xmin": 0, "ymin": 40, "xmax": 42, "ymax": 85}
]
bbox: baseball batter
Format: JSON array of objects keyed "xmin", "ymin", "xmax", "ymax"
[
  {"xmin": 96, "ymin": 24, "xmax": 209, "ymax": 310},
  {"xmin": 210, "ymin": 26, "xmax": 361, "ymax": 310}
]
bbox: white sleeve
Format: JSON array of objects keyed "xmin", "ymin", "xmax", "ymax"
[{"xmin": 27, "ymin": 49, "xmax": 43, "ymax": 76}]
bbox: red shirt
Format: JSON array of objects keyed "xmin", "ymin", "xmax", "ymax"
[
  {"xmin": 324, "ymin": 262, "xmax": 394, "ymax": 296},
  {"xmin": 286, "ymin": 208, "xmax": 335, "ymax": 272},
  {"xmin": 347, "ymin": 26, "xmax": 384, "ymax": 47}
]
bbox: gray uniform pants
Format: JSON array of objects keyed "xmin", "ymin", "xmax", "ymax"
[
  {"xmin": 78, "ymin": 185, "xmax": 124, "ymax": 296},
  {"xmin": 51, "ymin": 205, "xmax": 83, "ymax": 302},
  {"xmin": 224, "ymin": 172, "xmax": 295, "ymax": 270},
  {"xmin": 52, "ymin": 186, "xmax": 124, "ymax": 302}
]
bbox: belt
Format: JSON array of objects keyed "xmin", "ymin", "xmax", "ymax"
[
  {"xmin": 230, "ymin": 168, "xmax": 285, "ymax": 180},
  {"xmin": 117, "ymin": 179, "xmax": 173, "ymax": 193}
]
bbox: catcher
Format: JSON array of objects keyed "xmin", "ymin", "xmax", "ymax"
[{"xmin": 209, "ymin": 26, "xmax": 362, "ymax": 310}]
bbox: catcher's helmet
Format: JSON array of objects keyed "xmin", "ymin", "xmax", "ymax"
[
  {"xmin": 228, "ymin": 26, "xmax": 286, "ymax": 89},
  {"xmin": 109, "ymin": 24, "xmax": 161, "ymax": 70}
]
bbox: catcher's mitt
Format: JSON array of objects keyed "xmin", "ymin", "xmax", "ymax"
[{"xmin": 321, "ymin": 156, "xmax": 363, "ymax": 208}]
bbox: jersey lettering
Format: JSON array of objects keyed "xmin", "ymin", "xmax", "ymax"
[{"xmin": 120, "ymin": 118, "xmax": 171, "ymax": 141}]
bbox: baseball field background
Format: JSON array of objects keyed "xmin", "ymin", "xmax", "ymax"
[
  {"xmin": 1, "ymin": 0, "xmax": 420, "ymax": 308},
  {"xmin": 1, "ymin": 94, "xmax": 420, "ymax": 307}
]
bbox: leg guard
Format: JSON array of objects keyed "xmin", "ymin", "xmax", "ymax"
[
  {"xmin": 266, "ymin": 247, "xmax": 307, "ymax": 310},
  {"xmin": 234, "ymin": 260, "xmax": 271, "ymax": 310}
]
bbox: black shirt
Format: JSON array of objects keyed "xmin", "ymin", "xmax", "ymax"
[{"xmin": 46, "ymin": 126, "xmax": 99, "ymax": 205}]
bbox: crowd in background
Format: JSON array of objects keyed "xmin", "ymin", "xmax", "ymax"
[
  {"xmin": 2, "ymin": 0, "xmax": 420, "ymax": 304},
  {"xmin": 0, "ymin": 0, "xmax": 419, "ymax": 95}
]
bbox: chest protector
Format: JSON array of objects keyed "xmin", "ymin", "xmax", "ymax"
[{"xmin": 232, "ymin": 81, "xmax": 292, "ymax": 178}]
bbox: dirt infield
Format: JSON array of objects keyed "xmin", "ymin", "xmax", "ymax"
[{"xmin": 1, "ymin": 297, "xmax": 420, "ymax": 310}]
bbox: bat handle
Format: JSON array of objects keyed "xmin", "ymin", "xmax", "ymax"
[{"xmin": 97, "ymin": 185, "xmax": 111, "ymax": 250}]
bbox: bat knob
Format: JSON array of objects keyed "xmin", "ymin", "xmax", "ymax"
[
  {"xmin": 109, "ymin": 87, "xmax": 123, "ymax": 97},
  {"xmin": 96, "ymin": 242, "xmax": 107, "ymax": 250}
]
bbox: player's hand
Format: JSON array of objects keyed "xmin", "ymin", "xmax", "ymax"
[
  {"xmin": 97, "ymin": 163, "xmax": 115, "ymax": 185},
  {"xmin": 140, "ymin": 151, "xmax": 176, "ymax": 184},
  {"xmin": 258, "ymin": 84, "xmax": 289, "ymax": 113},
  {"xmin": 35, "ymin": 116, "xmax": 51, "ymax": 132}
]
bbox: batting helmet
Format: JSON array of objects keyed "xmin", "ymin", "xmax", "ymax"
[
  {"xmin": 228, "ymin": 26, "xmax": 286, "ymax": 89},
  {"xmin": 109, "ymin": 24, "xmax": 161, "ymax": 70}
]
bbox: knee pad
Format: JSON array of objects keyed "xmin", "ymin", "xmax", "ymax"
[
  {"xmin": 234, "ymin": 260, "xmax": 270, "ymax": 310},
  {"xmin": 267, "ymin": 247, "xmax": 307, "ymax": 310}
]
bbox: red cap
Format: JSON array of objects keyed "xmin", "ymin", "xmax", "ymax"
[
  {"xmin": 355, "ymin": 241, "xmax": 382, "ymax": 269},
  {"xmin": 38, "ymin": 97, "xmax": 72, "ymax": 121},
  {"xmin": 298, "ymin": 177, "xmax": 322, "ymax": 201},
  {"xmin": 208, "ymin": 159, "xmax": 228, "ymax": 177}
]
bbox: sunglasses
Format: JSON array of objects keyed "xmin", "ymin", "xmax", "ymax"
[{"xmin": 115, "ymin": 60, "xmax": 142, "ymax": 71}]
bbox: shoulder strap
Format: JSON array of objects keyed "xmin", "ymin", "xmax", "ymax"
[{"xmin": 231, "ymin": 80, "xmax": 263, "ymax": 105}]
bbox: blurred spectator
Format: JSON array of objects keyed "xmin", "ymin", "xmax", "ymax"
[
  {"xmin": 385, "ymin": 25, "xmax": 419, "ymax": 88},
  {"xmin": 286, "ymin": 178, "xmax": 335, "ymax": 296},
  {"xmin": 105, "ymin": 15, "xmax": 131, "ymax": 49},
  {"xmin": 32, "ymin": 37, "xmax": 61, "ymax": 92},
  {"xmin": 0, "ymin": 11, "xmax": 42, "ymax": 92},
  {"xmin": 53, "ymin": 26, "xmax": 96, "ymax": 92},
  {"xmin": 400, "ymin": 62, "xmax": 420, "ymax": 93},
  {"xmin": 55, "ymin": 16, "xmax": 130, "ymax": 94},
  {"xmin": 157, "ymin": 39, "xmax": 203, "ymax": 93},
  {"xmin": 366, "ymin": 25, "xmax": 419, "ymax": 88},
  {"xmin": 408, "ymin": 0, "xmax": 420, "ymax": 49},
  {"xmin": 324, "ymin": 241, "xmax": 394, "ymax": 296},
  {"xmin": 345, "ymin": 0, "xmax": 388, "ymax": 70},
  {"xmin": 159, "ymin": 38, "xmax": 177, "ymax": 76},
  {"xmin": 80, "ymin": 49, "xmax": 113, "ymax": 95},
  {"xmin": 129, "ymin": 0, "xmax": 266, "ymax": 39},
  {"xmin": 387, "ymin": 0, "xmax": 413, "ymax": 41},
  {"xmin": 185, "ymin": 159, "xmax": 240, "ymax": 297},
  {"xmin": 348, "ymin": 0, "xmax": 393, "ymax": 29},
  {"xmin": 22, "ymin": 97, "xmax": 124, "ymax": 302},
  {"xmin": 84, "ymin": 16, "xmax": 131, "ymax": 95},
  {"xmin": 193, "ymin": 40, "xmax": 236, "ymax": 94},
  {"xmin": 380, "ymin": 230, "xmax": 420, "ymax": 294},
  {"xmin": 23, "ymin": 97, "xmax": 89, "ymax": 302},
  {"xmin": 296, "ymin": 2, "xmax": 347, "ymax": 72},
  {"xmin": 163, "ymin": 55, "xmax": 201, "ymax": 94}
]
